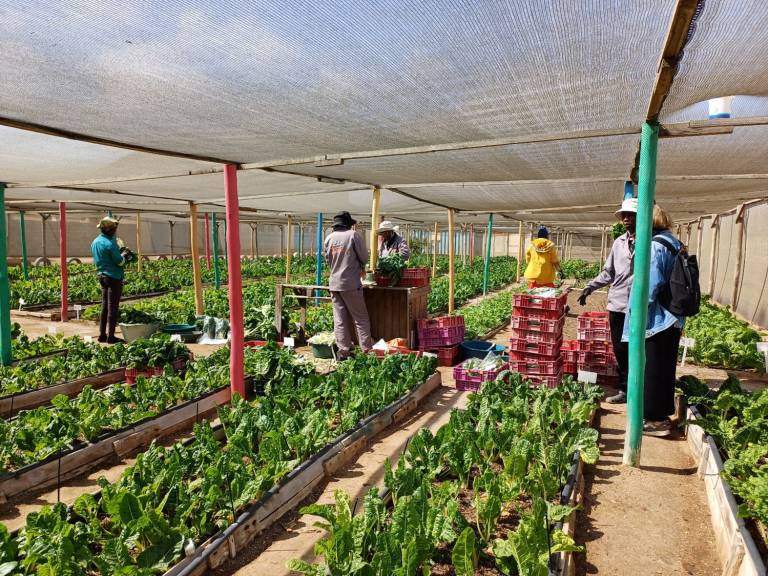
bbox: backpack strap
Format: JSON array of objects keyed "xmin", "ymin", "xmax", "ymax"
[{"xmin": 652, "ymin": 235, "xmax": 679, "ymax": 255}]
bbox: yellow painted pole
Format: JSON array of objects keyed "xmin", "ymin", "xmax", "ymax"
[
  {"xmin": 135, "ymin": 212, "xmax": 143, "ymax": 271},
  {"xmin": 285, "ymin": 215, "xmax": 293, "ymax": 283},
  {"xmin": 448, "ymin": 209, "xmax": 455, "ymax": 313},
  {"xmin": 369, "ymin": 187, "xmax": 381, "ymax": 272},
  {"xmin": 516, "ymin": 221, "xmax": 524, "ymax": 281},
  {"xmin": 189, "ymin": 203, "xmax": 204, "ymax": 315},
  {"xmin": 432, "ymin": 221, "xmax": 438, "ymax": 278}
]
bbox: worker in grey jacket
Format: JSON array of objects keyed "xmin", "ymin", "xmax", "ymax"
[
  {"xmin": 324, "ymin": 211, "xmax": 373, "ymax": 359},
  {"xmin": 377, "ymin": 221, "xmax": 410, "ymax": 261},
  {"xmin": 578, "ymin": 198, "xmax": 637, "ymax": 404}
]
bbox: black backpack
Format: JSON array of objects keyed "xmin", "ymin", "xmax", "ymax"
[{"xmin": 653, "ymin": 235, "xmax": 701, "ymax": 317}]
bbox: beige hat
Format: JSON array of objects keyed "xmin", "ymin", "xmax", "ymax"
[
  {"xmin": 97, "ymin": 216, "xmax": 119, "ymax": 230},
  {"xmin": 377, "ymin": 220, "xmax": 397, "ymax": 233},
  {"xmin": 615, "ymin": 198, "xmax": 638, "ymax": 217}
]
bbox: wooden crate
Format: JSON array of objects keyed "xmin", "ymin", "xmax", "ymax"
[{"xmin": 363, "ymin": 285, "xmax": 429, "ymax": 349}]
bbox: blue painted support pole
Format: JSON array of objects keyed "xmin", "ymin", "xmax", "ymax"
[
  {"xmin": 623, "ymin": 122, "xmax": 660, "ymax": 467},
  {"xmin": 212, "ymin": 213, "xmax": 221, "ymax": 289},
  {"xmin": 624, "ymin": 181, "xmax": 634, "ymax": 201},
  {"xmin": 0, "ymin": 184, "xmax": 12, "ymax": 365},
  {"xmin": 19, "ymin": 210, "xmax": 29, "ymax": 280},
  {"xmin": 315, "ymin": 213, "xmax": 323, "ymax": 304}
]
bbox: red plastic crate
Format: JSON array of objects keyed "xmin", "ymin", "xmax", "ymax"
[
  {"xmin": 418, "ymin": 325, "xmax": 465, "ymax": 348},
  {"xmin": 418, "ymin": 316, "xmax": 464, "ymax": 330},
  {"xmin": 509, "ymin": 328, "xmax": 562, "ymax": 345},
  {"xmin": 453, "ymin": 361, "xmax": 508, "ymax": 391},
  {"xmin": 577, "ymin": 311, "xmax": 609, "ymax": 330},
  {"xmin": 577, "ymin": 351, "xmax": 615, "ymax": 365},
  {"xmin": 563, "ymin": 360, "xmax": 577, "ymax": 374},
  {"xmin": 576, "ymin": 340, "xmax": 612, "ymax": 353},
  {"xmin": 509, "ymin": 357, "xmax": 563, "ymax": 375},
  {"xmin": 561, "ymin": 339, "xmax": 578, "ymax": 351},
  {"xmin": 512, "ymin": 291, "xmax": 569, "ymax": 312},
  {"xmin": 508, "ymin": 339, "xmax": 562, "ymax": 358},
  {"xmin": 374, "ymin": 273, "xmax": 393, "ymax": 287},
  {"xmin": 399, "ymin": 267, "xmax": 430, "ymax": 287},
  {"xmin": 509, "ymin": 315, "xmax": 566, "ymax": 334},
  {"xmin": 577, "ymin": 361, "xmax": 618, "ymax": 377},
  {"xmin": 522, "ymin": 371, "xmax": 564, "ymax": 388},
  {"xmin": 244, "ymin": 340, "xmax": 285, "ymax": 348},
  {"xmin": 419, "ymin": 344, "xmax": 461, "ymax": 366},
  {"xmin": 512, "ymin": 306, "xmax": 564, "ymax": 321},
  {"xmin": 562, "ymin": 349, "xmax": 579, "ymax": 363},
  {"xmin": 577, "ymin": 327, "xmax": 611, "ymax": 342}
]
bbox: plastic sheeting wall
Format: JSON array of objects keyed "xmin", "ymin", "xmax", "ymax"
[{"xmin": 695, "ymin": 201, "xmax": 768, "ymax": 330}]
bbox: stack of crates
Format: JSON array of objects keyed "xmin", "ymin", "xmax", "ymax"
[
  {"xmin": 509, "ymin": 291, "xmax": 568, "ymax": 387},
  {"xmin": 561, "ymin": 340, "xmax": 578, "ymax": 376},
  {"xmin": 576, "ymin": 311, "xmax": 618, "ymax": 384},
  {"xmin": 417, "ymin": 316, "xmax": 464, "ymax": 366}
]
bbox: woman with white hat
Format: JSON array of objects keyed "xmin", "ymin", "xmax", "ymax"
[
  {"xmin": 578, "ymin": 198, "xmax": 637, "ymax": 404},
  {"xmin": 377, "ymin": 220, "xmax": 410, "ymax": 261}
]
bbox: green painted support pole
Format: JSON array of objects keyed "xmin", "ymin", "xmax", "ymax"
[
  {"xmin": 212, "ymin": 213, "xmax": 221, "ymax": 289},
  {"xmin": 0, "ymin": 184, "xmax": 12, "ymax": 365},
  {"xmin": 222, "ymin": 220, "xmax": 228, "ymax": 261},
  {"xmin": 19, "ymin": 210, "xmax": 29, "ymax": 280},
  {"xmin": 107, "ymin": 210, "xmax": 112, "ymax": 217},
  {"xmin": 623, "ymin": 121, "xmax": 659, "ymax": 467},
  {"xmin": 482, "ymin": 213, "xmax": 494, "ymax": 294}
]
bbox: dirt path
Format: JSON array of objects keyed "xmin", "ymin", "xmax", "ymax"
[
  {"xmin": 576, "ymin": 401, "xmax": 720, "ymax": 575},
  {"xmin": 216, "ymin": 367, "xmax": 468, "ymax": 576}
]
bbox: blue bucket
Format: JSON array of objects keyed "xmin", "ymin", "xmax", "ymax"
[{"xmin": 460, "ymin": 340, "xmax": 506, "ymax": 360}]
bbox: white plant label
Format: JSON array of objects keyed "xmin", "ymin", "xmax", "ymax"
[
  {"xmin": 577, "ymin": 370, "xmax": 598, "ymax": 384},
  {"xmin": 18, "ymin": 298, "xmax": 25, "ymax": 310},
  {"xmin": 74, "ymin": 304, "xmax": 83, "ymax": 311},
  {"xmin": 283, "ymin": 336, "xmax": 295, "ymax": 348},
  {"xmin": 680, "ymin": 337, "xmax": 696, "ymax": 348},
  {"xmin": 84, "ymin": 335, "xmax": 93, "ymax": 343},
  {"xmin": 756, "ymin": 342, "xmax": 768, "ymax": 353},
  {"xmin": 170, "ymin": 334, "xmax": 182, "ymax": 342},
  {"xmin": 48, "ymin": 325, "xmax": 58, "ymax": 334}
]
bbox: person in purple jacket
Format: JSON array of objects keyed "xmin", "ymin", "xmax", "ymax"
[
  {"xmin": 578, "ymin": 198, "xmax": 637, "ymax": 404},
  {"xmin": 324, "ymin": 211, "xmax": 373, "ymax": 360}
]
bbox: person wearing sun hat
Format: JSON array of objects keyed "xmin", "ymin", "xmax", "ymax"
[
  {"xmin": 578, "ymin": 197, "xmax": 638, "ymax": 404},
  {"xmin": 324, "ymin": 211, "xmax": 373, "ymax": 360},
  {"xmin": 91, "ymin": 216, "xmax": 131, "ymax": 343},
  {"xmin": 377, "ymin": 220, "xmax": 410, "ymax": 261}
]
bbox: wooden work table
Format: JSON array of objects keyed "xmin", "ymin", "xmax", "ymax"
[{"xmin": 275, "ymin": 283, "xmax": 430, "ymax": 349}]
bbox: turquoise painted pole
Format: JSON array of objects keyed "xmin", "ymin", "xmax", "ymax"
[
  {"xmin": 107, "ymin": 210, "xmax": 113, "ymax": 217},
  {"xmin": 222, "ymin": 220, "xmax": 228, "ymax": 261},
  {"xmin": 212, "ymin": 213, "xmax": 221, "ymax": 289},
  {"xmin": 482, "ymin": 213, "xmax": 494, "ymax": 294},
  {"xmin": 623, "ymin": 122, "xmax": 659, "ymax": 467},
  {"xmin": 0, "ymin": 184, "xmax": 12, "ymax": 365},
  {"xmin": 19, "ymin": 210, "xmax": 29, "ymax": 280}
]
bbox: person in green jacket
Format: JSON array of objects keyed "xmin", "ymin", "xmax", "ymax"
[{"xmin": 91, "ymin": 217, "xmax": 131, "ymax": 343}]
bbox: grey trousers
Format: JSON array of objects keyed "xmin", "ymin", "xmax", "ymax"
[{"xmin": 330, "ymin": 288, "xmax": 373, "ymax": 356}]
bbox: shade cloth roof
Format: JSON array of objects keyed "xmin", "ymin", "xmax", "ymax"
[{"xmin": 1, "ymin": 0, "xmax": 767, "ymax": 227}]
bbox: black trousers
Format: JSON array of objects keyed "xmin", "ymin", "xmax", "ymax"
[
  {"xmin": 644, "ymin": 325, "xmax": 682, "ymax": 421},
  {"xmin": 608, "ymin": 311, "xmax": 629, "ymax": 392},
  {"xmin": 99, "ymin": 275, "xmax": 123, "ymax": 338}
]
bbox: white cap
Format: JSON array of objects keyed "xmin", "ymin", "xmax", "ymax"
[
  {"xmin": 377, "ymin": 220, "xmax": 397, "ymax": 233},
  {"xmin": 615, "ymin": 198, "xmax": 638, "ymax": 217}
]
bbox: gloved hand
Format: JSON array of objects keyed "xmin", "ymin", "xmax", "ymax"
[{"xmin": 578, "ymin": 286, "xmax": 593, "ymax": 306}]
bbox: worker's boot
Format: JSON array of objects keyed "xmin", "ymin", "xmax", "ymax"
[{"xmin": 606, "ymin": 390, "xmax": 627, "ymax": 404}]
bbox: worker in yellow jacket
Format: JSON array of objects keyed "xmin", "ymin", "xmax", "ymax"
[{"xmin": 524, "ymin": 226, "xmax": 561, "ymax": 288}]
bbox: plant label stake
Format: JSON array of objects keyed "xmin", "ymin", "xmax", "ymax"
[
  {"xmin": 679, "ymin": 337, "xmax": 696, "ymax": 367},
  {"xmin": 74, "ymin": 304, "xmax": 82, "ymax": 320},
  {"xmin": 757, "ymin": 341, "xmax": 768, "ymax": 372},
  {"xmin": 48, "ymin": 325, "xmax": 58, "ymax": 335},
  {"xmin": 170, "ymin": 334, "xmax": 182, "ymax": 342},
  {"xmin": 577, "ymin": 370, "xmax": 598, "ymax": 384},
  {"xmin": 18, "ymin": 297, "xmax": 25, "ymax": 311},
  {"xmin": 84, "ymin": 335, "xmax": 93, "ymax": 343},
  {"xmin": 283, "ymin": 336, "xmax": 295, "ymax": 349}
]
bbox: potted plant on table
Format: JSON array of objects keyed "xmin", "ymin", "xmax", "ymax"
[{"xmin": 118, "ymin": 309, "xmax": 161, "ymax": 343}]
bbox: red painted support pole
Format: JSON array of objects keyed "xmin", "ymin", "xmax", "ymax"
[
  {"xmin": 204, "ymin": 212, "xmax": 212, "ymax": 270},
  {"xmin": 224, "ymin": 165, "xmax": 245, "ymax": 397},
  {"xmin": 59, "ymin": 202, "xmax": 68, "ymax": 322}
]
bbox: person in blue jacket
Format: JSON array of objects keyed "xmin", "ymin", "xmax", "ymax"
[
  {"xmin": 91, "ymin": 217, "xmax": 130, "ymax": 343},
  {"xmin": 622, "ymin": 205, "xmax": 684, "ymax": 437}
]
